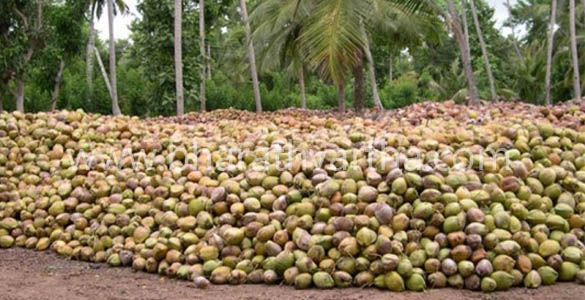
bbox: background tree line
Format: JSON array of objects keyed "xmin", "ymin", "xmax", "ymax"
[{"xmin": 0, "ymin": 0, "xmax": 584, "ymax": 116}]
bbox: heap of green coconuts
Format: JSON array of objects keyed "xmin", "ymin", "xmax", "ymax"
[{"xmin": 2, "ymin": 103, "xmax": 585, "ymax": 292}]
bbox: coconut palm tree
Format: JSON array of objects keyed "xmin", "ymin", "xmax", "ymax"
[
  {"xmin": 252, "ymin": 0, "xmax": 432, "ymax": 112},
  {"xmin": 174, "ymin": 0, "xmax": 184, "ymax": 116},
  {"xmin": 445, "ymin": 0, "xmax": 478, "ymax": 104},
  {"xmin": 240, "ymin": 0, "xmax": 262, "ymax": 113},
  {"xmin": 460, "ymin": 0, "xmax": 471, "ymax": 59},
  {"xmin": 251, "ymin": 0, "xmax": 312, "ymax": 109},
  {"xmin": 469, "ymin": 0, "xmax": 496, "ymax": 101},
  {"xmin": 569, "ymin": 0, "xmax": 581, "ymax": 99},
  {"xmin": 107, "ymin": 0, "xmax": 121, "ymax": 115},
  {"xmin": 199, "ymin": 0, "xmax": 206, "ymax": 112},
  {"xmin": 545, "ymin": 0, "xmax": 557, "ymax": 105}
]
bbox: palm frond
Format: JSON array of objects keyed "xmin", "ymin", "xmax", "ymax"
[
  {"xmin": 301, "ymin": 0, "xmax": 366, "ymax": 84},
  {"xmin": 93, "ymin": 0, "xmax": 129, "ymax": 20},
  {"xmin": 251, "ymin": 0, "xmax": 313, "ymax": 76}
]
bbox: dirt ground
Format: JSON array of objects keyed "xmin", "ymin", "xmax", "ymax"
[{"xmin": 0, "ymin": 248, "xmax": 584, "ymax": 300}]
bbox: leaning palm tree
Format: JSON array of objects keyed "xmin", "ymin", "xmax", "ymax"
[
  {"xmin": 239, "ymin": 0, "xmax": 262, "ymax": 113},
  {"xmin": 86, "ymin": 0, "xmax": 127, "ymax": 104},
  {"xmin": 469, "ymin": 0, "xmax": 496, "ymax": 101},
  {"xmin": 107, "ymin": 0, "xmax": 121, "ymax": 115},
  {"xmin": 460, "ymin": 0, "xmax": 471, "ymax": 59}
]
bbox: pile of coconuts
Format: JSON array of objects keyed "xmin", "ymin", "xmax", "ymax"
[{"xmin": 2, "ymin": 101, "xmax": 585, "ymax": 292}]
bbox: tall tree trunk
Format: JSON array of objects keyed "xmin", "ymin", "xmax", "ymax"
[
  {"xmin": 582, "ymin": 0, "xmax": 585, "ymax": 19},
  {"xmin": 86, "ymin": 7, "xmax": 95, "ymax": 102},
  {"xmin": 469, "ymin": 0, "xmax": 496, "ymax": 101},
  {"xmin": 389, "ymin": 55, "xmax": 393, "ymax": 82},
  {"xmin": 14, "ymin": 0, "xmax": 43, "ymax": 112},
  {"xmin": 107, "ymin": 0, "xmax": 121, "ymax": 116},
  {"xmin": 95, "ymin": 48, "xmax": 113, "ymax": 99},
  {"xmin": 446, "ymin": 0, "xmax": 479, "ymax": 105},
  {"xmin": 207, "ymin": 44, "xmax": 211, "ymax": 79},
  {"xmin": 50, "ymin": 59, "xmax": 65, "ymax": 111},
  {"xmin": 361, "ymin": 22, "xmax": 383, "ymax": 110},
  {"xmin": 15, "ymin": 81, "xmax": 24, "ymax": 112},
  {"xmin": 240, "ymin": 0, "xmax": 262, "ymax": 113},
  {"xmin": 569, "ymin": 0, "xmax": 582, "ymax": 100},
  {"xmin": 460, "ymin": 0, "xmax": 471, "ymax": 59},
  {"xmin": 0, "ymin": 93, "xmax": 3, "ymax": 113},
  {"xmin": 174, "ymin": 0, "xmax": 184, "ymax": 116},
  {"xmin": 16, "ymin": 44, "xmax": 33, "ymax": 113},
  {"xmin": 545, "ymin": 0, "xmax": 557, "ymax": 106},
  {"xmin": 337, "ymin": 82, "xmax": 345, "ymax": 113},
  {"xmin": 299, "ymin": 67, "xmax": 306, "ymax": 109},
  {"xmin": 353, "ymin": 53, "xmax": 364, "ymax": 113},
  {"xmin": 199, "ymin": 0, "xmax": 206, "ymax": 112}
]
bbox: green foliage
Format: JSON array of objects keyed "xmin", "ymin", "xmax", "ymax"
[
  {"xmin": 503, "ymin": 41, "xmax": 546, "ymax": 104},
  {"xmin": 205, "ymin": 70, "xmax": 339, "ymax": 111},
  {"xmin": 380, "ymin": 72, "xmax": 419, "ymax": 109},
  {"xmin": 1, "ymin": 0, "xmax": 584, "ymax": 115},
  {"xmin": 509, "ymin": 0, "xmax": 585, "ymax": 101},
  {"xmin": 130, "ymin": 0, "xmax": 201, "ymax": 116},
  {"xmin": 307, "ymin": 80, "xmax": 339, "ymax": 109}
]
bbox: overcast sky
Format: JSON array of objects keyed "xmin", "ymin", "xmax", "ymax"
[{"xmin": 95, "ymin": 0, "xmax": 519, "ymax": 41}]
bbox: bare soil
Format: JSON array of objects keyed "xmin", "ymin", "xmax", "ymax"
[{"xmin": 1, "ymin": 248, "xmax": 584, "ymax": 300}]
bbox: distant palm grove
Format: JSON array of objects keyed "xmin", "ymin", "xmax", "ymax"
[{"xmin": 1, "ymin": 0, "xmax": 584, "ymax": 116}]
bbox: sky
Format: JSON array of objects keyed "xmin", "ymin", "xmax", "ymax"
[
  {"xmin": 95, "ymin": 0, "xmax": 138, "ymax": 41},
  {"xmin": 95, "ymin": 0, "xmax": 519, "ymax": 41}
]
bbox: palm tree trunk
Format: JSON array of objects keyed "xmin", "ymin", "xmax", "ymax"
[
  {"xmin": 86, "ymin": 6, "xmax": 95, "ymax": 102},
  {"xmin": 199, "ymin": 0, "xmax": 206, "ymax": 112},
  {"xmin": 545, "ymin": 0, "xmax": 557, "ymax": 106},
  {"xmin": 569, "ymin": 0, "xmax": 582, "ymax": 100},
  {"xmin": 50, "ymin": 59, "xmax": 65, "ymax": 111},
  {"xmin": 389, "ymin": 55, "xmax": 393, "ymax": 82},
  {"xmin": 582, "ymin": 0, "xmax": 585, "ymax": 18},
  {"xmin": 353, "ymin": 53, "xmax": 364, "ymax": 113},
  {"xmin": 460, "ymin": 0, "xmax": 471, "ymax": 59},
  {"xmin": 174, "ymin": 0, "xmax": 184, "ymax": 116},
  {"xmin": 360, "ymin": 22, "xmax": 383, "ymax": 110},
  {"xmin": 469, "ymin": 0, "xmax": 496, "ymax": 101},
  {"xmin": 95, "ymin": 48, "xmax": 113, "ymax": 99},
  {"xmin": 107, "ymin": 0, "xmax": 121, "ymax": 116},
  {"xmin": 240, "ymin": 0, "xmax": 262, "ymax": 113},
  {"xmin": 299, "ymin": 67, "xmax": 306, "ymax": 109},
  {"xmin": 337, "ymin": 82, "xmax": 345, "ymax": 113},
  {"xmin": 446, "ymin": 0, "xmax": 479, "ymax": 105}
]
